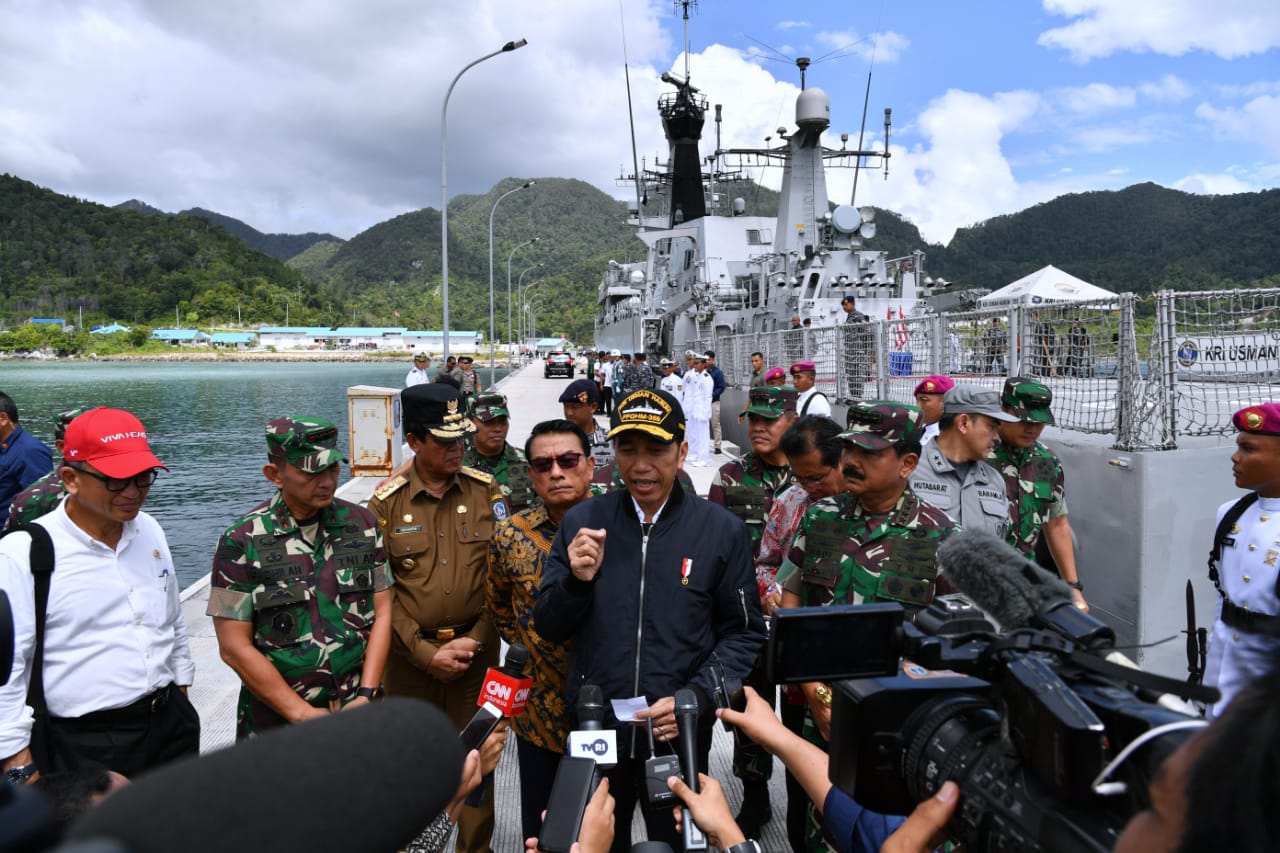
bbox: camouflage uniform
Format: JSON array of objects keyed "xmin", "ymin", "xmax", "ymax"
[
  {"xmin": 464, "ymin": 391, "xmax": 534, "ymax": 511},
  {"xmin": 207, "ymin": 417, "xmax": 393, "ymax": 739},
  {"xmin": 632, "ymin": 358, "xmax": 656, "ymax": 392},
  {"xmin": 3, "ymin": 407, "xmax": 86, "ymax": 532},
  {"xmin": 990, "ymin": 378, "xmax": 1066, "ymax": 555}
]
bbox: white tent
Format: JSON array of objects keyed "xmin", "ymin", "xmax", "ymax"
[{"xmin": 977, "ymin": 265, "xmax": 1115, "ymax": 307}]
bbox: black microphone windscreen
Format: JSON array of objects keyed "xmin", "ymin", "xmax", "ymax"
[
  {"xmin": 503, "ymin": 643, "xmax": 530, "ymax": 674},
  {"xmin": 66, "ymin": 698, "xmax": 463, "ymax": 853},
  {"xmin": 673, "ymin": 688, "xmax": 699, "ymax": 715},
  {"xmin": 936, "ymin": 529, "xmax": 1073, "ymax": 629}
]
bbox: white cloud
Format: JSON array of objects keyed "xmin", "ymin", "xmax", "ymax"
[
  {"xmin": 776, "ymin": 20, "xmax": 810, "ymax": 31},
  {"xmin": 1138, "ymin": 75, "xmax": 1193, "ymax": 102},
  {"xmin": 1055, "ymin": 82, "xmax": 1136, "ymax": 114},
  {"xmin": 1173, "ymin": 173, "xmax": 1257, "ymax": 194},
  {"xmin": 1039, "ymin": 0, "xmax": 1280, "ymax": 61},
  {"xmin": 1214, "ymin": 80, "xmax": 1280, "ymax": 99},
  {"xmin": 1196, "ymin": 95, "xmax": 1280, "ymax": 156},
  {"xmin": 813, "ymin": 28, "xmax": 909, "ymax": 63}
]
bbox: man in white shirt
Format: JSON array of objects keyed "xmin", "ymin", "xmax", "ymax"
[
  {"xmin": 790, "ymin": 361, "xmax": 832, "ymax": 418},
  {"xmin": 405, "ymin": 351, "xmax": 432, "ymax": 386},
  {"xmin": 597, "ymin": 352, "xmax": 617, "ymax": 416},
  {"xmin": 682, "ymin": 354, "xmax": 714, "ymax": 467},
  {"xmin": 0, "ymin": 407, "xmax": 197, "ymax": 785},
  {"xmin": 659, "ymin": 358, "xmax": 684, "ymax": 396}
]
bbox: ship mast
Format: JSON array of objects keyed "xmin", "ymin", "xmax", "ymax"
[{"xmin": 658, "ymin": 0, "xmax": 707, "ymax": 227}]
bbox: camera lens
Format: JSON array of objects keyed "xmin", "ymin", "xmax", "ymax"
[{"xmin": 901, "ymin": 694, "xmax": 1001, "ymax": 804}]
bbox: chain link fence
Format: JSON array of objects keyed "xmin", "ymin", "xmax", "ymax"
[{"xmin": 689, "ymin": 288, "xmax": 1280, "ymax": 451}]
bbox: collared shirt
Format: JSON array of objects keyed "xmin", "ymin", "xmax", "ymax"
[
  {"xmin": 368, "ymin": 462, "xmax": 506, "ymax": 670},
  {"xmin": 780, "ymin": 489, "xmax": 958, "ymax": 608},
  {"xmin": 0, "ymin": 425, "xmax": 53, "ymax": 518},
  {"xmin": 208, "ymin": 491, "xmax": 393, "ymax": 737},
  {"xmin": 797, "ymin": 387, "xmax": 832, "ymax": 418},
  {"xmin": 1204, "ymin": 495, "xmax": 1280, "ymax": 718},
  {"xmin": 464, "ymin": 441, "xmax": 534, "ymax": 512},
  {"xmin": 708, "ymin": 366, "xmax": 726, "ymax": 402},
  {"xmin": 660, "ymin": 372, "xmax": 683, "ymax": 396},
  {"xmin": 910, "ymin": 442, "xmax": 1010, "ymax": 540},
  {"xmin": 0, "ymin": 502, "xmax": 193, "ymax": 756},
  {"xmin": 405, "ymin": 366, "xmax": 432, "ymax": 387},
  {"xmin": 989, "ymin": 439, "xmax": 1067, "ymax": 555},
  {"xmin": 756, "ymin": 483, "xmax": 814, "ymax": 603},
  {"xmin": 682, "ymin": 370, "xmax": 713, "ymax": 419},
  {"xmin": 749, "ymin": 367, "xmax": 766, "ymax": 389},
  {"xmin": 487, "ymin": 502, "xmax": 580, "ymax": 751}
]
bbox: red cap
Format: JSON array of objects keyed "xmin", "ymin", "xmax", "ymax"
[
  {"xmin": 1233, "ymin": 404, "xmax": 1280, "ymax": 437},
  {"xmin": 62, "ymin": 407, "xmax": 168, "ymax": 478},
  {"xmin": 913, "ymin": 374, "xmax": 956, "ymax": 396},
  {"xmin": 790, "ymin": 360, "xmax": 817, "ymax": 375},
  {"xmin": 764, "ymin": 367, "xmax": 786, "ymax": 382}
]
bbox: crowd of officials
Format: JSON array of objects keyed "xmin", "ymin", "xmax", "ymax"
[{"xmin": 0, "ymin": 334, "xmax": 1278, "ymax": 853}]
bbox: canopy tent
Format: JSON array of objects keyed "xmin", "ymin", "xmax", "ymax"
[{"xmin": 977, "ymin": 265, "xmax": 1115, "ymax": 307}]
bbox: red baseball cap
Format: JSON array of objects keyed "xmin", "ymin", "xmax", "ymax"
[{"xmin": 62, "ymin": 407, "xmax": 168, "ymax": 478}]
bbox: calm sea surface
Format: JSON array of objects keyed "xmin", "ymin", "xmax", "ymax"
[{"xmin": 1, "ymin": 361, "xmax": 507, "ymax": 589}]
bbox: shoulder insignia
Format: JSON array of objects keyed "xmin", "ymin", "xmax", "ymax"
[
  {"xmin": 372, "ymin": 475, "xmax": 408, "ymax": 501},
  {"xmin": 461, "ymin": 466, "xmax": 494, "ymax": 484}
]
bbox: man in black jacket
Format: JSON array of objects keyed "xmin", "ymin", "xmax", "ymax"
[{"xmin": 534, "ymin": 388, "xmax": 767, "ymax": 852}]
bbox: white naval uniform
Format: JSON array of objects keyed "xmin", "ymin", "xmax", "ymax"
[
  {"xmin": 681, "ymin": 369, "xmax": 713, "ymax": 466},
  {"xmin": 405, "ymin": 366, "xmax": 431, "ymax": 386},
  {"xmin": 660, "ymin": 372, "xmax": 683, "ymax": 396},
  {"xmin": 1204, "ymin": 494, "xmax": 1280, "ymax": 718}
]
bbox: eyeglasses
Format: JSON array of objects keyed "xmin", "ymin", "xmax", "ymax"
[
  {"xmin": 793, "ymin": 467, "xmax": 835, "ymax": 487},
  {"xmin": 528, "ymin": 452, "xmax": 584, "ymax": 474},
  {"xmin": 72, "ymin": 465, "xmax": 159, "ymax": 492}
]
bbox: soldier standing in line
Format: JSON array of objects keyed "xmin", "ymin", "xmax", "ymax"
[
  {"xmin": 485, "ymin": 419, "xmax": 598, "ymax": 841},
  {"xmin": 659, "ymin": 358, "xmax": 683, "ymax": 397},
  {"xmin": 406, "ymin": 351, "xmax": 432, "ymax": 387},
  {"xmin": 208, "ymin": 416, "xmax": 393, "ymax": 739},
  {"xmin": 909, "ymin": 385, "xmax": 1017, "ymax": 541},
  {"xmin": 707, "ymin": 386, "xmax": 797, "ymax": 839},
  {"xmin": 560, "ymin": 378, "xmax": 614, "ymax": 472},
  {"xmin": 682, "ymin": 353, "xmax": 714, "ymax": 467},
  {"xmin": 840, "ymin": 295, "xmax": 873, "ymax": 401},
  {"xmin": 991, "ymin": 377, "xmax": 1087, "ymax": 610},
  {"xmin": 5, "ymin": 407, "xmax": 86, "ymax": 531},
  {"xmin": 912, "ymin": 375, "xmax": 954, "ymax": 445},
  {"xmin": 463, "ymin": 392, "xmax": 534, "ymax": 513},
  {"xmin": 632, "ymin": 352, "xmax": 656, "ymax": 391},
  {"xmin": 368, "ymin": 384, "xmax": 507, "ymax": 853},
  {"xmin": 779, "ymin": 402, "xmax": 958, "ymax": 852}
]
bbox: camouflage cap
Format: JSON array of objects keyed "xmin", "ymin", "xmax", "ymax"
[
  {"xmin": 52, "ymin": 407, "xmax": 89, "ymax": 441},
  {"xmin": 746, "ymin": 386, "xmax": 799, "ymax": 419},
  {"xmin": 471, "ymin": 392, "xmax": 510, "ymax": 422},
  {"xmin": 266, "ymin": 416, "xmax": 346, "ymax": 473},
  {"xmin": 1001, "ymin": 376, "xmax": 1056, "ymax": 425},
  {"xmin": 840, "ymin": 401, "xmax": 925, "ymax": 450}
]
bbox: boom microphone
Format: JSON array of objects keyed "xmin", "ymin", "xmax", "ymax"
[
  {"xmin": 673, "ymin": 689, "xmax": 706, "ymax": 852},
  {"xmin": 67, "ymin": 699, "xmax": 462, "ymax": 853},
  {"xmin": 937, "ymin": 529, "xmax": 1205, "ymax": 712}
]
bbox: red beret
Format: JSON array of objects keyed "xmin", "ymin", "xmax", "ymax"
[
  {"xmin": 1233, "ymin": 404, "xmax": 1280, "ymax": 436},
  {"xmin": 913, "ymin": 375, "xmax": 955, "ymax": 396}
]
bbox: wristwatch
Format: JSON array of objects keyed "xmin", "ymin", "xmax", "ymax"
[
  {"xmin": 1066, "ymin": 580, "xmax": 1084, "ymax": 591},
  {"xmin": 356, "ymin": 686, "xmax": 384, "ymax": 701},
  {"xmin": 5, "ymin": 762, "xmax": 37, "ymax": 784},
  {"xmin": 812, "ymin": 682, "xmax": 833, "ymax": 708},
  {"xmin": 725, "ymin": 841, "xmax": 762, "ymax": 853}
]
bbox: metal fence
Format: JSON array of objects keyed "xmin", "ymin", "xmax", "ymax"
[{"xmin": 697, "ymin": 288, "xmax": 1280, "ymax": 451}]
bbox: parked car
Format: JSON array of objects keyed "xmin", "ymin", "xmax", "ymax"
[{"xmin": 544, "ymin": 351, "xmax": 575, "ymax": 378}]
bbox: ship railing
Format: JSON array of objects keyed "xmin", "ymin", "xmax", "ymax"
[{"xmin": 701, "ymin": 289, "xmax": 1280, "ymax": 450}]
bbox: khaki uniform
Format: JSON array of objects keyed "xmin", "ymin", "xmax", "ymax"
[{"xmin": 368, "ymin": 461, "xmax": 507, "ymax": 853}]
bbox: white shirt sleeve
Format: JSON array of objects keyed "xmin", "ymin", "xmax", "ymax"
[{"xmin": 0, "ymin": 535, "xmax": 37, "ymax": 759}]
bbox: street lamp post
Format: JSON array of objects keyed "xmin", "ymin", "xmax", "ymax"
[
  {"xmin": 507, "ymin": 236, "xmax": 539, "ymax": 358},
  {"xmin": 489, "ymin": 180, "xmax": 535, "ymax": 386},
  {"xmin": 440, "ymin": 37, "xmax": 527, "ymax": 362},
  {"xmin": 524, "ymin": 279, "xmax": 547, "ymax": 347},
  {"xmin": 516, "ymin": 265, "xmax": 541, "ymax": 353}
]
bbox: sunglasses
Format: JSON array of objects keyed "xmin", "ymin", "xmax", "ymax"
[
  {"xmin": 528, "ymin": 452, "xmax": 584, "ymax": 474},
  {"xmin": 73, "ymin": 465, "xmax": 160, "ymax": 492}
]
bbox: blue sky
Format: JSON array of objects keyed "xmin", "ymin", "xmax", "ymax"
[{"xmin": 1, "ymin": 0, "xmax": 1276, "ymax": 245}]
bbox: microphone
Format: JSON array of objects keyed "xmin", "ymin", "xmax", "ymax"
[
  {"xmin": 567, "ymin": 684, "xmax": 617, "ymax": 766},
  {"xmin": 476, "ymin": 643, "xmax": 533, "ymax": 717},
  {"xmin": 464, "ymin": 643, "xmax": 533, "ymax": 807},
  {"xmin": 936, "ymin": 530, "xmax": 1201, "ymax": 713},
  {"xmin": 66, "ymin": 698, "xmax": 462, "ymax": 853},
  {"xmin": 673, "ymin": 688, "xmax": 707, "ymax": 851}
]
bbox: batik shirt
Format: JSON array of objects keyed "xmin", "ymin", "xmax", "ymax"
[
  {"xmin": 755, "ymin": 483, "xmax": 813, "ymax": 604},
  {"xmin": 990, "ymin": 439, "xmax": 1066, "ymax": 556},
  {"xmin": 208, "ymin": 492, "xmax": 393, "ymax": 738},
  {"xmin": 464, "ymin": 441, "xmax": 534, "ymax": 512},
  {"xmin": 708, "ymin": 453, "xmax": 793, "ymax": 558},
  {"xmin": 780, "ymin": 489, "xmax": 958, "ymax": 609}
]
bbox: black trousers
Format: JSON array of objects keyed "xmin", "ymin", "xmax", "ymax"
[
  {"xmin": 518, "ymin": 737, "xmax": 565, "ymax": 842},
  {"xmin": 600, "ymin": 387, "xmax": 613, "ymax": 415},
  {"xmin": 44, "ymin": 684, "xmax": 200, "ymax": 779},
  {"xmin": 603, "ymin": 721, "xmax": 713, "ymax": 853}
]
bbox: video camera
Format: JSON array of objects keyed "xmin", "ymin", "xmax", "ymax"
[{"xmin": 767, "ymin": 531, "xmax": 1220, "ymax": 853}]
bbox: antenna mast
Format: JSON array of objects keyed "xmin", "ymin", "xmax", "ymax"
[{"xmin": 620, "ymin": 1, "xmax": 643, "ymax": 224}]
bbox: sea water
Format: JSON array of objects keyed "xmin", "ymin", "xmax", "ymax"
[{"xmin": 1, "ymin": 360, "xmax": 507, "ymax": 588}]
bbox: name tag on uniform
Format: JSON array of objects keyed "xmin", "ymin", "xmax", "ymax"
[{"xmin": 394, "ymin": 525, "xmax": 423, "ymax": 534}]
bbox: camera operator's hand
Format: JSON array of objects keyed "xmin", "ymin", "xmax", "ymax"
[
  {"xmin": 717, "ymin": 685, "xmax": 789, "ymax": 751},
  {"xmin": 668, "ymin": 773, "xmax": 748, "ymax": 849},
  {"xmin": 524, "ymin": 779, "xmax": 614, "ymax": 853},
  {"xmin": 879, "ymin": 781, "xmax": 959, "ymax": 853}
]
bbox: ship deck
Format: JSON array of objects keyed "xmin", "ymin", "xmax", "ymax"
[{"xmin": 182, "ymin": 362, "xmax": 794, "ymax": 850}]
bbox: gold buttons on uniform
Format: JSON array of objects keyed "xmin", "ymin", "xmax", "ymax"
[
  {"xmin": 1244, "ymin": 575, "xmax": 1251, "ymax": 582},
  {"xmin": 458, "ymin": 505, "xmax": 468, "ymax": 514},
  {"xmin": 402, "ymin": 558, "xmax": 416, "ymax": 569},
  {"xmin": 1262, "ymin": 515, "xmax": 1270, "ymax": 521},
  {"xmin": 1249, "ymin": 544, "xmax": 1257, "ymax": 551},
  {"xmin": 403, "ymin": 514, "xmax": 413, "ymax": 523}
]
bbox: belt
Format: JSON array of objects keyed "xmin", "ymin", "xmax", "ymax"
[
  {"xmin": 1221, "ymin": 598, "xmax": 1280, "ymax": 638},
  {"xmin": 420, "ymin": 615, "xmax": 480, "ymax": 641},
  {"xmin": 58, "ymin": 685, "xmax": 175, "ymax": 727}
]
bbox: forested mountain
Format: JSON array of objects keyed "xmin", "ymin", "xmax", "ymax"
[
  {"xmin": 0, "ymin": 174, "xmax": 331, "ymax": 328},
  {"xmin": 110, "ymin": 199, "xmax": 342, "ymax": 261},
  {"xmin": 3, "ymin": 172, "xmax": 1278, "ymax": 344}
]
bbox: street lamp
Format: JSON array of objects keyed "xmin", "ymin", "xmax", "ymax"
[
  {"xmin": 507, "ymin": 236, "xmax": 539, "ymax": 357},
  {"xmin": 489, "ymin": 180, "xmax": 535, "ymax": 385},
  {"xmin": 524, "ymin": 279, "xmax": 547, "ymax": 346},
  {"xmin": 440, "ymin": 37, "xmax": 528, "ymax": 361},
  {"xmin": 516, "ymin": 265, "xmax": 542, "ymax": 351}
]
